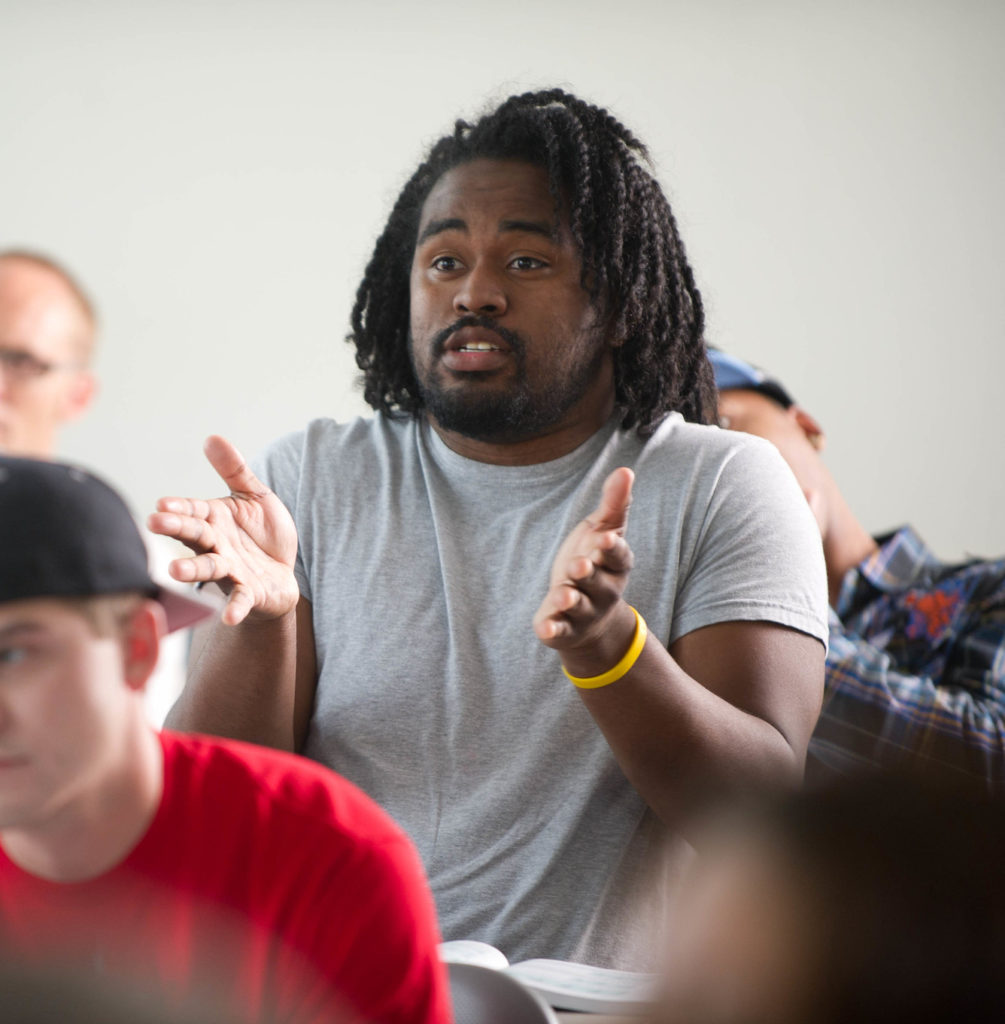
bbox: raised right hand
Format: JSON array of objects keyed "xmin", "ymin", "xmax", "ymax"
[{"xmin": 148, "ymin": 435, "xmax": 299, "ymax": 626}]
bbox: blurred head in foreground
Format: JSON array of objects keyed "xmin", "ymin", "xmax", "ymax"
[
  {"xmin": 0, "ymin": 964, "xmax": 241, "ymax": 1024},
  {"xmin": 658, "ymin": 772, "xmax": 1005, "ymax": 1024}
]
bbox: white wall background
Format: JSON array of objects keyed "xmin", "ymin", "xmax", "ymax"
[{"xmin": 3, "ymin": 0, "xmax": 1002, "ymax": 561}]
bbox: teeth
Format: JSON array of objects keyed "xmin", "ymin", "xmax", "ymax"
[{"xmin": 460, "ymin": 342, "xmax": 499, "ymax": 351}]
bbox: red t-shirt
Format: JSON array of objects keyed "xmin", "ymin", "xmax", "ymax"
[{"xmin": 0, "ymin": 731, "xmax": 452, "ymax": 1024}]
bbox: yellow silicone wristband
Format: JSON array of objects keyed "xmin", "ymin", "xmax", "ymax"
[{"xmin": 562, "ymin": 607, "xmax": 648, "ymax": 690}]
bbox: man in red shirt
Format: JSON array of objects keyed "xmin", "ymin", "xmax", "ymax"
[{"xmin": 0, "ymin": 455, "xmax": 452, "ymax": 1024}]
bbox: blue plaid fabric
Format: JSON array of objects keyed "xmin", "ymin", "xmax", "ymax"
[{"xmin": 808, "ymin": 526, "xmax": 1005, "ymax": 790}]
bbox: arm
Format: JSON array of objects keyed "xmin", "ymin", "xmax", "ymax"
[
  {"xmin": 150, "ymin": 435, "xmax": 316, "ymax": 752},
  {"xmin": 812, "ymin": 616, "xmax": 1005, "ymax": 787},
  {"xmin": 168, "ymin": 595, "xmax": 318, "ymax": 752},
  {"xmin": 534, "ymin": 468, "xmax": 825, "ymax": 828}
]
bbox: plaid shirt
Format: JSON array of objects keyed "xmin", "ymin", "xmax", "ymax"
[{"xmin": 807, "ymin": 526, "xmax": 1005, "ymax": 790}]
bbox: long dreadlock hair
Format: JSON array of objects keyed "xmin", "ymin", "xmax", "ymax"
[{"xmin": 349, "ymin": 88, "xmax": 716, "ymax": 433}]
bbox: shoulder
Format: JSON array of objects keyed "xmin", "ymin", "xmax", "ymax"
[
  {"xmin": 253, "ymin": 414, "xmax": 421, "ymax": 518},
  {"xmin": 160, "ymin": 730, "xmax": 410, "ymax": 854},
  {"xmin": 621, "ymin": 419, "xmax": 828, "ymax": 646},
  {"xmin": 154, "ymin": 733, "xmax": 440, "ymax": 995},
  {"xmin": 254, "ymin": 414, "xmax": 415, "ymax": 481},
  {"xmin": 627, "ymin": 415, "xmax": 803, "ymax": 514},
  {"xmin": 632, "ymin": 414, "xmax": 788, "ymax": 474}
]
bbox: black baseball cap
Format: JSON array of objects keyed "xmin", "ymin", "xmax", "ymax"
[{"xmin": 0, "ymin": 455, "xmax": 216, "ymax": 632}]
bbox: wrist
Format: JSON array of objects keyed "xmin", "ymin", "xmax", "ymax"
[
  {"xmin": 560, "ymin": 602, "xmax": 642, "ymax": 683},
  {"xmin": 244, "ymin": 599, "xmax": 299, "ymax": 626},
  {"xmin": 241, "ymin": 571, "xmax": 301, "ymax": 624}
]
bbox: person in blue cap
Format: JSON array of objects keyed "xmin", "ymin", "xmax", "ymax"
[{"xmin": 709, "ymin": 349, "xmax": 1005, "ymax": 790}]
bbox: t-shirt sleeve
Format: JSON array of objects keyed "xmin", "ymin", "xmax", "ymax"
[
  {"xmin": 252, "ymin": 428, "xmax": 313, "ymax": 603},
  {"xmin": 670, "ymin": 435, "xmax": 829, "ymax": 648}
]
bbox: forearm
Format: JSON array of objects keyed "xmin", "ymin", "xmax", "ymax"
[
  {"xmin": 558, "ymin": 606, "xmax": 823, "ymax": 828},
  {"xmin": 537, "ymin": 467, "xmax": 825, "ymax": 825},
  {"xmin": 166, "ymin": 609, "xmax": 299, "ymax": 751},
  {"xmin": 576, "ymin": 637, "xmax": 806, "ymax": 828}
]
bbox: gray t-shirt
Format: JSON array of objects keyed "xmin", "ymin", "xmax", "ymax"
[{"xmin": 257, "ymin": 411, "xmax": 827, "ymax": 969}]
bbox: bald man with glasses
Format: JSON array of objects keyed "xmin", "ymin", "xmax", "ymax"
[
  {"xmin": 0, "ymin": 249, "xmax": 192, "ymax": 727},
  {"xmin": 0, "ymin": 250, "xmax": 97, "ymax": 458}
]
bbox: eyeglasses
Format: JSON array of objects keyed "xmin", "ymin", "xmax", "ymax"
[{"xmin": 0, "ymin": 347, "xmax": 83, "ymax": 384}]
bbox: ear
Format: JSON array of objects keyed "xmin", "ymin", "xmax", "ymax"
[
  {"xmin": 791, "ymin": 405, "xmax": 825, "ymax": 452},
  {"xmin": 122, "ymin": 601, "xmax": 164, "ymax": 693},
  {"xmin": 58, "ymin": 370, "xmax": 97, "ymax": 423}
]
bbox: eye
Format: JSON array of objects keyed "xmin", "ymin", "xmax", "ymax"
[
  {"xmin": 0, "ymin": 349, "xmax": 48, "ymax": 376},
  {"xmin": 509, "ymin": 256, "xmax": 546, "ymax": 271},
  {"xmin": 431, "ymin": 256, "xmax": 461, "ymax": 272},
  {"xmin": 0, "ymin": 647, "xmax": 27, "ymax": 667}
]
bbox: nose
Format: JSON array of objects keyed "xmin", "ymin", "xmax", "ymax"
[{"xmin": 453, "ymin": 262, "xmax": 508, "ymax": 318}]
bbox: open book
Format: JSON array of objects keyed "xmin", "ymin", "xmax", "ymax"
[{"xmin": 438, "ymin": 940, "xmax": 658, "ymax": 1015}]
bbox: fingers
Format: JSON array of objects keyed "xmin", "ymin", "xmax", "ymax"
[
  {"xmin": 148, "ymin": 509, "xmax": 218, "ymax": 550},
  {"xmin": 551, "ymin": 531, "xmax": 633, "ymax": 603},
  {"xmin": 168, "ymin": 551, "xmax": 230, "ymax": 584},
  {"xmin": 587, "ymin": 467, "xmax": 634, "ymax": 533},
  {"xmin": 221, "ymin": 586, "xmax": 255, "ymax": 627},
  {"xmin": 534, "ymin": 589, "xmax": 581, "ymax": 643},
  {"xmin": 566, "ymin": 532, "xmax": 634, "ymax": 583},
  {"xmin": 204, "ymin": 435, "xmax": 269, "ymax": 498},
  {"xmin": 534, "ymin": 583, "xmax": 603, "ymax": 644},
  {"xmin": 535, "ymin": 612, "xmax": 568, "ymax": 643},
  {"xmin": 152, "ymin": 497, "xmax": 214, "ymax": 521},
  {"xmin": 150, "ymin": 434, "xmax": 268, "ymax": 532},
  {"xmin": 537, "ymin": 469, "xmax": 636, "ymax": 649}
]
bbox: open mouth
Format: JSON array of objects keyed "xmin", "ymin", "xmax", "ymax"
[
  {"xmin": 455, "ymin": 340, "xmax": 500, "ymax": 352},
  {"xmin": 444, "ymin": 325, "xmax": 511, "ymax": 352},
  {"xmin": 440, "ymin": 326, "xmax": 512, "ymax": 373}
]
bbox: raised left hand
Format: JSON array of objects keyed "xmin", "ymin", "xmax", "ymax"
[{"xmin": 533, "ymin": 467, "xmax": 637, "ymax": 668}]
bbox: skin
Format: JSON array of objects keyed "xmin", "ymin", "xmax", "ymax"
[
  {"xmin": 153, "ymin": 159, "xmax": 825, "ymax": 826},
  {"xmin": 0, "ymin": 597, "xmax": 162, "ymax": 882},
  {"xmin": 408, "ymin": 159, "xmax": 617, "ymax": 465},
  {"xmin": 717, "ymin": 389, "xmax": 878, "ymax": 605},
  {"xmin": 152, "ymin": 437, "xmax": 307, "ymax": 750},
  {"xmin": 0, "ymin": 256, "xmax": 96, "ymax": 457},
  {"xmin": 657, "ymin": 828, "xmax": 820, "ymax": 1024}
]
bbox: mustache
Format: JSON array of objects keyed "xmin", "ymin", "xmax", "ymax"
[{"xmin": 431, "ymin": 316, "xmax": 526, "ymax": 357}]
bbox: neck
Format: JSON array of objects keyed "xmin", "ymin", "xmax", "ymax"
[
  {"xmin": 428, "ymin": 392, "xmax": 617, "ymax": 467},
  {"xmin": 1, "ymin": 717, "xmax": 163, "ymax": 882},
  {"xmin": 819, "ymin": 478, "xmax": 878, "ymax": 606}
]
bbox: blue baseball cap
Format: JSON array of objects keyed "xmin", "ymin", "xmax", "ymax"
[{"xmin": 707, "ymin": 349, "xmax": 795, "ymax": 409}]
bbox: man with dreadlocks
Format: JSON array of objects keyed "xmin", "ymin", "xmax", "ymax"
[{"xmin": 151, "ymin": 90, "xmax": 828, "ymax": 969}]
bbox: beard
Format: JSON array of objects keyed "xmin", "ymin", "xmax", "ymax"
[{"xmin": 410, "ymin": 316, "xmax": 609, "ymax": 444}]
